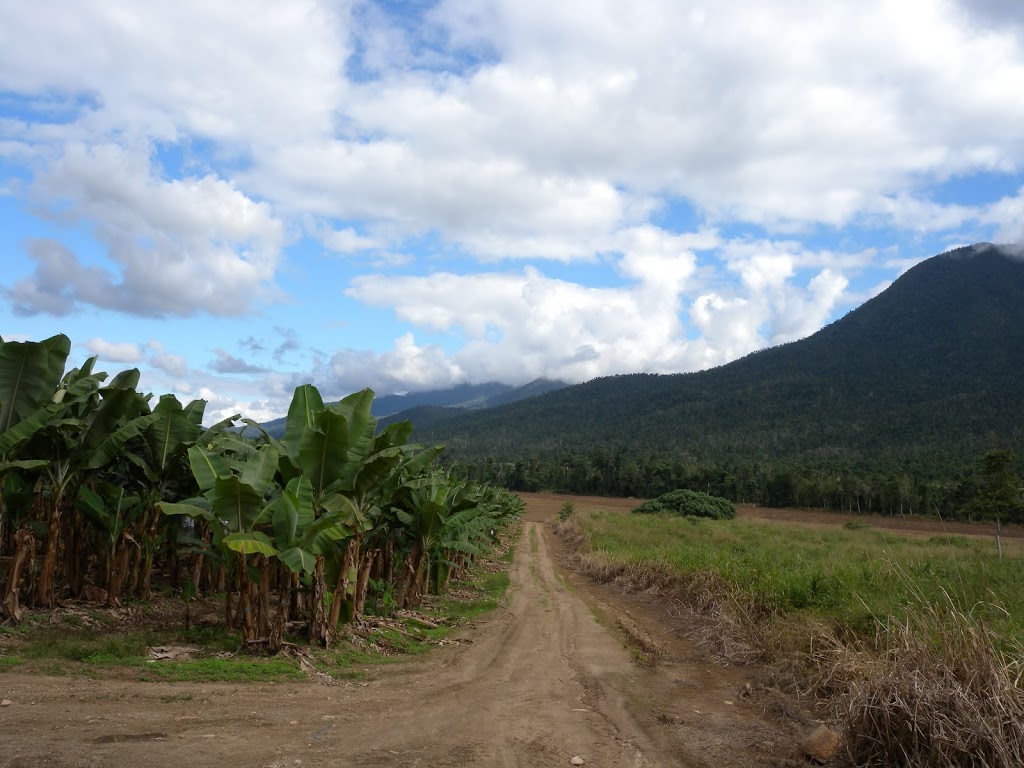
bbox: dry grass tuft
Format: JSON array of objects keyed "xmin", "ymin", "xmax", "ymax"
[{"xmin": 836, "ymin": 592, "xmax": 1024, "ymax": 767}]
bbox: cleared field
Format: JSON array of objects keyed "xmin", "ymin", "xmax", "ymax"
[{"xmin": 520, "ymin": 491, "xmax": 1023, "ymax": 540}]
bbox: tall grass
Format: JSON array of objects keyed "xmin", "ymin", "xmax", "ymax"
[
  {"xmin": 558, "ymin": 511, "xmax": 1024, "ymax": 767},
  {"xmin": 569, "ymin": 511, "xmax": 1024, "ymax": 640}
]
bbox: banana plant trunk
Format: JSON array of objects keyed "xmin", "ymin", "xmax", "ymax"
[
  {"xmin": 327, "ymin": 537, "xmax": 359, "ymax": 633},
  {"xmin": 309, "ymin": 555, "xmax": 331, "ymax": 646},
  {"xmin": 237, "ymin": 555, "xmax": 257, "ymax": 643},
  {"xmin": 137, "ymin": 504, "xmax": 162, "ymax": 599},
  {"xmin": 0, "ymin": 527, "xmax": 35, "ymax": 621},
  {"xmin": 35, "ymin": 504, "xmax": 63, "ymax": 607},
  {"xmin": 257, "ymin": 555, "xmax": 271, "ymax": 639},
  {"xmin": 354, "ymin": 548, "xmax": 376, "ymax": 617},
  {"xmin": 106, "ymin": 533, "xmax": 133, "ymax": 607}
]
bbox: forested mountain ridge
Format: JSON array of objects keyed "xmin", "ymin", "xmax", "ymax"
[{"xmin": 413, "ymin": 243, "xmax": 1024, "ymax": 509}]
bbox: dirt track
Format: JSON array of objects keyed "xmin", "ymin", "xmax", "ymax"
[{"xmin": 1, "ymin": 499, "xmax": 809, "ymax": 767}]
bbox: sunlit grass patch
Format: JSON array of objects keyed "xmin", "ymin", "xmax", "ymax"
[
  {"xmin": 140, "ymin": 657, "xmax": 304, "ymax": 683},
  {"xmin": 572, "ymin": 510, "xmax": 1024, "ymax": 638}
]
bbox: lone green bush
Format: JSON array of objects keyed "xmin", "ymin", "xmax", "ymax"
[{"xmin": 632, "ymin": 489, "xmax": 735, "ymax": 520}]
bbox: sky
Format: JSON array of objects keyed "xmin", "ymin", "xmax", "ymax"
[{"xmin": 1, "ymin": 0, "xmax": 1023, "ymax": 424}]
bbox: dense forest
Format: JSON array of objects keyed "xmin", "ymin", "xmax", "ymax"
[{"xmin": 420, "ymin": 244, "xmax": 1024, "ymax": 518}]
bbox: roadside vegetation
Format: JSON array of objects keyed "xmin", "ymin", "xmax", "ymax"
[
  {"xmin": 0, "ymin": 334, "xmax": 521, "ymax": 661},
  {"xmin": 558, "ymin": 508, "xmax": 1024, "ymax": 766},
  {"xmin": 0, "ymin": 525, "xmax": 517, "ymax": 682}
]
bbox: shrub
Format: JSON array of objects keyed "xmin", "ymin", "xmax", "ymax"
[
  {"xmin": 632, "ymin": 489, "xmax": 735, "ymax": 520},
  {"xmin": 559, "ymin": 501, "xmax": 576, "ymax": 521}
]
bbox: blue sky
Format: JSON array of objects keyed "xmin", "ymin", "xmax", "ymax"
[{"xmin": 1, "ymin": 0, "xmax": 1023, "ymax": 423}]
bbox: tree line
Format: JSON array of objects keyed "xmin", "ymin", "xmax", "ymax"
[{"xmin": 452, "ymin": 447, "xmax": 1022, "ymax": 522}]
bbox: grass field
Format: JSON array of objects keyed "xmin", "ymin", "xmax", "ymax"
[
  {"xmin": 573, "ymin": 510, "xmax": 1024, "ymax": 640},
  {"xmin": 558, "ymin": 505, "xmax": 1024, "ymax": 766}
]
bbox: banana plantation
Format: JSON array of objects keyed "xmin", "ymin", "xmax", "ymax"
[{"xmin": 0, "ymin": 334, "xmax": 521, "ymax": 649}]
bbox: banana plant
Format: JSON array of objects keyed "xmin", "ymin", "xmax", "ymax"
[
  {"xmin": 0, "ymin": 335, "xmax": 74, "ymax": 618},
  {"xmin": 24, "ymin": 364, "xmax": 159, "ymax": 605},
  {"xmin": 76, "ymin": 481, "xmax": 142, "ymax": 605},
  {"xmin": 160, "ymin": 438, "xmax": 280, "ymax": 632},
  {"xmin": 121, "ymin": 395, "xmax": 208, "ymax": 597}
]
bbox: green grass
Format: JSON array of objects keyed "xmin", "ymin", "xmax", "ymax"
[
  {"xmin": 0, "ymin": 655, "xmax": 25, "ymax": 670},
  {"xmin": 19, "ymin": 632, "xmax": 153, "ymax": 665},
  {"xmin": 430, "ymin": 571, "xmax": 510, "ymax": 622},
  {"xmin": 139, "ymin": 657, "xmax": 304, "ymax": 683},
  {"xmin": 574, "ymin": 511, "xmax": 1024, "ymax": 639}
]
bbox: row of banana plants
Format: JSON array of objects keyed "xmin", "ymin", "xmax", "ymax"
[{"xmin": 0, "ymin": 334, "xmax": 521, "ymax": 648}]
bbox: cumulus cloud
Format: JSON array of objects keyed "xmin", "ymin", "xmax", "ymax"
[
  {"xmin": 321, "ymin": 226, "xmax": 390, "ymax": 254},
  {"xmin": 82, "ymin": 337, "xmax": 144, "ymax": 363},
  {"xmin": 341, "ymin": 236, "xmax": 856, "ymax": 389},
  {"xmin": 0, "ymin": 0, "xmax": 348, "ymax": 147},
  {"xmin": 8, "ymin": 143, "xmax": 285, "ymax": 317},
  {"xmin": 318, "ymin": 333, "xmax": 464, "ymax": 395}
]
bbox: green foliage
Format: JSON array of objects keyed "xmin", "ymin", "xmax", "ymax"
[
  {"xmin": 559, "ymin": 501, "xmax": 575, "ymax": 521},
  {"xmin": 966, "ymin": 449, "xmax": 1022, "ymax": 522},
  {"xmin": 633, "ymin": 489, "xmax": 735, "ymax": 519}
]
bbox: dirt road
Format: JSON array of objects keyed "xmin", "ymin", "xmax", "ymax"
[{"xmin": 1, "ymin": 505, "xmax": 804, "ymax": 767}]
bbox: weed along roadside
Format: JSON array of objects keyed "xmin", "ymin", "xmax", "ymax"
[{"xmin": 549, "ymin": 492, "xmax": 1024, "ymax": 767}]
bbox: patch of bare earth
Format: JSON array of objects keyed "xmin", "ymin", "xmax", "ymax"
[{"xmin": 1, "ymin": 496, "xmax": 832, "ymax": 768}]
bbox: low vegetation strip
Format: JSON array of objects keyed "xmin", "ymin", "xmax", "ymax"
[
  {"xmin": 0, "ymin": 527, "xmax": 518, "ymax": 683},
  {"xmin": 557, "ymin": 509, "xmax": 1024, "ymax": 767}
]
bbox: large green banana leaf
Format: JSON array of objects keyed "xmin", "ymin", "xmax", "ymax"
[
  {"xmin": 283, "ymin": 384, "xmax": 324, "ymax": 449},
  {"xmin": 145, "ymin": 395, "xmax": 205, "ymax": 472},
  {"xmin": 0, "ymin": 334, "xmax": 71, "ymax": 434}
]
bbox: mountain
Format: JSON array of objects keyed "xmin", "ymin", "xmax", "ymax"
[
  {"xmin": 409, "ymin": 244, "xmax": 1024, "ymax": 488},
  {"xmin": 248, "ymin": 378, "xmax": 568, "ymax": 438},
  {"xmin": 374, "ymin": 378, "xmax": 567, "ymax": 418},
  {"xmin": 372, "ymin": 382, "xmax": 512, "ymax": 417}
]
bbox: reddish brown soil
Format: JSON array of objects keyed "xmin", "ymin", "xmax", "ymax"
[{"xmin": 0, "ymin": 496, "xmax": 832, "ymax": 767}]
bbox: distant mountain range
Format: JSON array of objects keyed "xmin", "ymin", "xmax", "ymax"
[
  {"xmin": 404, "ymin": 243, "xmax": 1024, "ymax": 480},
  {"xmin": 249, "ymin": 378, "xmax": 568, "ymax": 439}
]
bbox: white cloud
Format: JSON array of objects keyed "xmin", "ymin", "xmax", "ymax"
[
  {"xmin": 321, "ymin": 226, "xmax": 389, "ymax": 253},
  {"xmin": 147, "ymin": 340, "xmax": 189, "ymax": 378},
  {"xmin": 341, "ymin": 237, "xmax": 858, "ymax": 390},
  {"xmin": 7, "ymin": 143, "xmax": 285, "ymax": 317},
  {"xmin": 82, "ymin": 337, "xmax": 144, "ymax": 363},
  {"xmin": 414, "ymin": 0, "xmax": 1024, "ymax": 227},
  {"xmin": 0, "ymin": 0, "xmax": 349, "ymax": 147},
  {"xmin": 980, "ymin": 187, "xmax": 1024, "ymax": 243}
]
